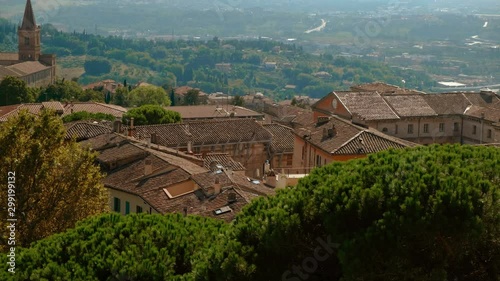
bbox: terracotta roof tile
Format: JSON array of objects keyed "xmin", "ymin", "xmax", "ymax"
[
  {"xmin": 204, "ymin": 153, "xmax": 246, "ymax": 171},
  {"xmin": 134, "ymin": 119, "xmax": 272, "ymax": 147},
  {"xmin": 333, "ymin": 130, "xmax": 415, "ymax": 155},
  {"xmin": 296, "ymin": 116, "xmax": 414, "ymax": 155},
  {"xmin": 62, "ymin": 102, "xmax": 127, "ymax": 118},
  {"xmin": 42, "ymin": 101, "xmax": 64, "ymax": 112},
  {"xmin": 463, "ymin": 92, "xmax": 498, "ymax": 107},
  {"xmin": 383, "ymin": 95, "xmax": 437, "ymax": 117},
  {"xmin": 422, "ymin": 93, "xmax": 471, "ymax": 115},
  {"xmin": 464, "ymin": 105, "xmax": 500, "ymax": 123},
  {"xmin": 351, "ymin": 82, "xmax": 425, "ymax": 95},
  {"xmin": 65, "ymin": 122, "xmax": 112, "ymax": 141},
  {"xmin": 168, "ymin": 105, "xmax": 263, "ymax": 119},
  {"xmin": 335, "ymin": 91, "xmax": 400, "ymax": 120},
  {"xmin": 263, "ymin": 123, "xmax": 295, "ymax": 153},
  {"xmin": 6, "ymin": 61, "xmax": 50, "ymax": 75},
  {"xmin": 83, "ymin": 134, "xmax": 270, "ymax": 221}
]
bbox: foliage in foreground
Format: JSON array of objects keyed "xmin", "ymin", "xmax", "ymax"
[
  {"xmin": 1, "ymin": 145, "xmax": 498, "ymax": 281},
  {"xmin": 0, "ymin": 110, "xmax": 109, "ymax": 250}
]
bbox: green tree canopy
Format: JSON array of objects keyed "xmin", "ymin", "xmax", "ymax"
[
  {"xmin": 232, "ymin": 144, "xmax": 500, "ymax": 280},
  {"xmin": 127, "ymin": 85, "xmax": 170, "ymax": 107},
  {"xmin": 0, "ymin": 76, "xmax": 34, "ymax": 106},
  {"xmin": 38, "ymin": 79, "xmax": 84, "ymax": 102},
  {"xmin": 122, "ymin": 104, "xmax": 181, "ymax": 125},
  {"xmin": 83, "ymin": 58, "xmax": 112, "ymax": 76},
  {"xmin": 1, "ymin": 145, "xmax": 498, "ymax": 280},
  {"xmin": 0, "ymin": 110, "xmax": 109, "ymax": 249},
  {"xmin": 184, "ymin": 89, "xmax": 200, "ymax": 105},
  {"xmin": 232, "ymin": 94, "xmax": 244, "ymax": 106}
]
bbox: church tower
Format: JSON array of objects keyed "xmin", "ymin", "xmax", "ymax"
[{"xmin": 18, "ymin": 0, "xmax": 41, "ymax": 61}]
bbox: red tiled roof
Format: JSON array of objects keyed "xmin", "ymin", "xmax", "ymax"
[
  {"xmin": 333, "ymin": 130, "xmax": 415, "ymax": 155},
  {"xmin": 0, "ymin": 102, "xmax": 127, "ymax": 122},
  {"xmin": 422, "ymin": 93, "xmax": 471, "ymax": 115},
  {"xmin": 263, "ymin": 123, "xmax": 295, "ymax": 153},
  {"xmin": 351, "ymin": 82, "xmax": 425, "ymax": 95},
  {"xmin": 296, "ymin": 116, "xmax": 414, "ymax": 155},
  {"xmin": 464, "ymin": 105, "xmax": 500, "ymax": 123},
  {"xmin": 62, "ymin": 102, "xmax": 127, "ymax": 118},
  {"xmin": 134, "ymin": 119, "xmax": 272, "ymax": 147},
  {"xmin": 335, "ymin": 91, "xmax": 400, "ymax": 120},
  {"xmin": 383, "ymin": 95, "xmax": 437, "ymax": 117},
  {"xmin": 65, "ymin": 122, "xmax": 112, "ymax": 141},
  {"xmin": 204, "ymin": 153, "xmax": 246, "ymax": 171},
  {"xmin": 168, "ymin": 105, "xmax": 263, "ymax": 119},
  {"xmin": 6, "ymin": 61, "xmax": 50, "ymax": 75}
]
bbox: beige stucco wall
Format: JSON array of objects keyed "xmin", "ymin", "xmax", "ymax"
[
  {"xmin": 292, "ymin": 134, "xmax": 333, "ymax": 169},
  {"xmin": 108, "ymin": 188, "xmax": 159, "ymax": 215},
  {"xmin": 462, "ymin": 118, "xmax": 498, "ymax": 144}
]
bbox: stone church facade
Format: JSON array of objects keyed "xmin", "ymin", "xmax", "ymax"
[{"xmin": 0, "ymin": 0, "xmax": 56, "ymax": 87}]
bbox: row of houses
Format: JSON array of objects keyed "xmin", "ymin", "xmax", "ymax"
[
  {"xmin": 3, "ymin": 81, "xmax": 499, "ymax": 220},
  {"xmin": 313, "ymin": 84, "xmax": 500, "ymax": 145}
]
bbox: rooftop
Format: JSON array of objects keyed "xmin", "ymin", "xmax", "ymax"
[
  {"xmin": 168, "ymin": 105, "xmax": 263, "ymax": 120},
  {"xmin": 0, "ymin": 102, "xmax": 127, "ymax": 122},
  {"xmin": 334, "ymin": 91, "xmax": 400, "ymax": 120},
  {"xmin": 383, "ymin": 95, "xmax": 437, "ymax": 117},
  {"xmin": 134, "ymin": 119, "xmax": 272, "ymax": 147},
  {"xmin": 296, "ymin": 116, "xmax": 415, "ymax": 155},
  {"xmin": 263, "ymin": 123, "xmax": 295, "ymax": 153}
]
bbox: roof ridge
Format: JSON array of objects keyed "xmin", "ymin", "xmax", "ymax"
[{"xmin": 331, "ymin": 131, "xmax": 364, "ymax": 154}]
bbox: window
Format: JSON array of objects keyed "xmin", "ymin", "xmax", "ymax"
[
  {"xmin": 473, "ymin": 125, "xmax": 477, "ymax": 135},
  {"xmin": 423, "ymin": 124, "xmax": 429, "ymax": 133},
  {"xmin": 395, "ymin": 125, "xmax": 398, "ymax": 134},
  {"xmin": 439, "ymin": 123, "xmax": 445, "ymax": 132},
  {"xmin": 487, "ymin": 129, "xmax": 492, "ymax": 139},
  {"xmin": 454, "ymin": 122, "xmax": 459, "ymax": 132},
  {"xmin": 301, "ymin": 146, "xmax": 305, "ymax": 160},
  {"xmin": 382, "ymin": 127, "xmax": 388, "ymax": 133},
  {"xmin": 125, "ymin": 201, "xmax": 130, "ymax": 215},
  {"xmin": 408, "ymin": 124, "xmax": 414, "ymax": 134},
  {"xmin": 316, "ymin": 155, "xmax": 321, "ymax": 167},
  {"xmin": 113, "ymin": 197, "xmax": 121, "ymax": 213},
  {"xmin": 24, "ymin": 37, "xmax": 29, "ymax": 45},
  {"xmin": 136, "ymin": 206, "xmax": 143, "ymax": 213},
  {"xmin": 286, "ymin": 155, "xmax": 293, "ymax": 166}
]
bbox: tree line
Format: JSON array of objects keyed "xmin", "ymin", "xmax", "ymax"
[{"xmin": 0, "ymin": 138, "xmax": 498, "ymax": 280}]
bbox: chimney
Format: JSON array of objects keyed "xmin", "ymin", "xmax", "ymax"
[
  {"xmin": 328, "ymin": 124, "xmax": 337, "ymax": 137},
  {"xmin": 183, "ymin": 206, "xmax": 188, "ymax": 217},
  {"xmin": 214, "ymin": 177, "xmax": 221, "ymax": 194},
  {"xmin": 144, "ymin": 159, "xmax": 153, "ymax": 176},
  {"xmin": 113, "ymin": 118, "xmax": 122, "ymax": 133},
  {"xmin": 151, "ymin": 132, "xmax": 157, "ymax": 144},
  {"xmin": 187, "ymin": 140, "xmax": 193, "ymax": 154},
  {"xmin": 128, "ymin": 117, "xmax": 135, "ymax": 137}
]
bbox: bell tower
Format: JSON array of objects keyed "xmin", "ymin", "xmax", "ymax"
[{"xmin": 18, "ymin": 0, "xmax": 41, "ymax": 61}]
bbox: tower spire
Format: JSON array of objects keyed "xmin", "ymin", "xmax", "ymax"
[{"xmin": 20, "ymin": 0, "xmax": 37, "ymax": 30}]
